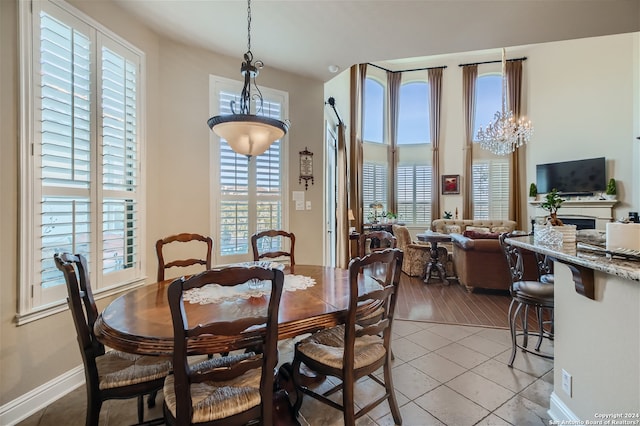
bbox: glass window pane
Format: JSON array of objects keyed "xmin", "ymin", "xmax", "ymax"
[
  {"xmin": 363, "ymin": 78, "xmax": 384, "ymax": 143},
  {"xmin": 398, "ymin": 82, "xmax": 430, "ymax": 144},
  {"xmin": 220, "ymin": 201, "xmax": 249, "ymax": 255},
  {"xmin": 473, "ymin": 75, "xmax": 502, "ymax": 140}
]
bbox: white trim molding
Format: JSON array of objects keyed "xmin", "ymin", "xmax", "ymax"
[
  {"xmin": 0, "ymin": 365, "xmax": 84, "ymax": 426},
  {"xmin": 548, "ymin": 391, "xmax": 581, "ymax": 423}
]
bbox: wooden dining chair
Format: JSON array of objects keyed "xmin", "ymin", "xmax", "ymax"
[
  {"xmin": 54, "ymin": 253, "xmax": 171, "ymax": 426},
  {"xmin": 251, "ymin": 229, "xmax": 296, "ymax": 266},
  {"xmin": 163, "ymin": 266, "xmax": 284, "ymax": 426},
  {"xmin": 358, "ymin": 230, "xmax": 397, "ymax": 258},
  {"xmin": 290, "ymin": 248, "xmax": 404, "ymax": 426},
  {"xmin": 155, "ymin": 233, "xmax": 213, "ymax": 281}
]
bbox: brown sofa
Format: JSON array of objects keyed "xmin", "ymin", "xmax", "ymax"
[
  {"xmin": 430, "ymin": 219, "xmax": 518, "ymax": 281},
  {"xmin": 450, "ymin": 232, "xmax": 538, "ymax": 292},
  {"xmin": 430, "ymin": 219, "xmax": 517, "ymax": 236}
]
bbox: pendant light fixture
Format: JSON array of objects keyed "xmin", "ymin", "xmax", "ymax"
[
  {"xmin": 476, "ymin": 48, "xmax": 533, "ymax": 156},
  {"xmin": 207, "ymin": 0, "xmax": 289, "ymax": 157}
]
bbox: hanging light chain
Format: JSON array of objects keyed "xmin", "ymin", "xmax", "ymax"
[{"xmin": 246, "ymin": 0, "xmax": 252, "ymax": 54}]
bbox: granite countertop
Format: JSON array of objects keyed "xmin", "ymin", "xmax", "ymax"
[{"xmin": 505, "ymin": 235, "xmax": 640, "ymax": 282}]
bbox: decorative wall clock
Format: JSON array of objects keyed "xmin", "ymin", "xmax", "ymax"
[{"xmin": 299, "ymin": 147, "xmax": 314, "ymax": 190}]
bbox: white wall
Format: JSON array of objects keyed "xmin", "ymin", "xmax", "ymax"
[
  {"xmin": 525, "ymin": 33, "xmax": 638, "ymax": 221},
  {"xmin": 551, "ymin": 264, "xmax": 640, "ymax": 419}
]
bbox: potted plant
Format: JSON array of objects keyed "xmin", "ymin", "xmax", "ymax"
[
  {"xmin": 605, "ymin": 178, "xmax": 617, "ymax": 200},
  {"xmin": 540, "ymin": 188, "xmax": 565, "ymax": 226},
  {"xmin": 386, "ymin": 211, "xmax": 397, "ymax": 223},
  {"xmin": 528, "ymin": 183, "xmax": 537, "ymax": 202}
]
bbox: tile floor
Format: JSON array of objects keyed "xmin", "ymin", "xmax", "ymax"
[{"xmin": 18, "ymin": 320, "xmax": 553, "ymax": 426}]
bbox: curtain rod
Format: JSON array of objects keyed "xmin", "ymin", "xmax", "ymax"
[
  {"xmin": 367, "ymin": 63, "xmax": 447, "ymax": 74},
  {"xmin": 326, "ymin": 97, "xmax": 343, "ymax": 126},
  {"xmin": 458, "ymin": 57, "xmax": 527, "ymax": 67}
]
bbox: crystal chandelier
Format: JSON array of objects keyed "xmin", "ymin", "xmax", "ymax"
[
  {"xmin": 476, "ymin": 49, "xmax": 533, "ymax": 156},
  {"xmin": 207, "ymin": 0, "xmax": 289, "ymax": 157}
]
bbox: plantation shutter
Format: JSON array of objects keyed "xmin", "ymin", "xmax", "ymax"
[
  {"xmin": 27, "ymin": 1, "xmax": 144, "ymax": 311},
  {"xmin": 397, "ymin": 164, "xmax": 432, "ymax": 225},
  {"xmin": 472, "ymin": 160, "xmax": 510, "ymax": 220},
  {"xmin": 100, "ymin": 42, "xmax": 140, "ymax": 281},
  {"xmin": 362, "ymin": 162, "xmax": 388, "ymax": 216},
  {"xmin": 37, "ymin": 11, "xmax": 93, "ymax": 306}
]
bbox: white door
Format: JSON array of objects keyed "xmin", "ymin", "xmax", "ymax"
[{"xmin": 324, "ymin": 123, "xmax": 337, "ymax": 267}]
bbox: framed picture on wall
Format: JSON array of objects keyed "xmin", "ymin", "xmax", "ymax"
[{"xmin": 442, "ymin": 175, "xmax": 460, "ymax": 195}]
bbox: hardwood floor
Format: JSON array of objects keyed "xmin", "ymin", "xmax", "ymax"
[{"xmin": 395, "ymin": 273, "xmax": 535, "ymax": 328}]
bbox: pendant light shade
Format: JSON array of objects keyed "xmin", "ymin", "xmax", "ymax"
[
  {"xmin": 208, "ymin": 114, "xmax": 288, "ymax": 157},
  {"xmin": 207, "ymin": 0, "xmax": 289, "ymax": 157}
]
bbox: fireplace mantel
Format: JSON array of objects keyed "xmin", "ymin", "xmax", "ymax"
[{"xmin": 529, "ymin": 199, "xmax": 617, "ymax": 230}]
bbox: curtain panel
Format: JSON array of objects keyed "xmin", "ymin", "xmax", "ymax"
[
  {"xmin": 462, "ymin": 65, "xmax": 478, "ymax": 219},
  {"xmin": 428, "ymin": 67, "xmax": 443, "ymax": 220},
  {"xmin": 387, "ymin": 71, "xmax": 401, "ymax": 212},
  {"xmin": 336, "ymin": 122, "xmax": 350, "ymax": 268},
  {"xmin": 349, "ymin": 64, "xmax": 366, "ymax": 237},
  {"xmin": 506, "ymin": 60, "xmax": 525, "ymax": 229}
]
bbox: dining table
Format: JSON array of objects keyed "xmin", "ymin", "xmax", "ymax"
[{"xmin": 94, "ymin": 264, "xmax": 383, "ymax": 356}]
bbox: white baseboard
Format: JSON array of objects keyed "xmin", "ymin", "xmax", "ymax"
[
  {"xmin": 0, "ymin": 365, "xmax": 85, "ymax": 426},
  {"xmin": 548, "ymin": 391, "xmax": 581, "ymax": 423}
]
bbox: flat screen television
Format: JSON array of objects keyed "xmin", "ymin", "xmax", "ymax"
[{"xmin": 536, "ymin": 157, "xmax": 606, "ymax": 195}]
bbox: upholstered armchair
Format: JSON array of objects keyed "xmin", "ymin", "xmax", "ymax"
[
  {"xmin": 392, "ymin": 225, "xmax": 431, "ymax": 277},
  {"xmin": 392, "ymin": 225, "xmax": 454, "ymax": 277}
]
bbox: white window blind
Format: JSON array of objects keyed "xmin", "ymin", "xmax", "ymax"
[
  {"xmin": 472, "ymin": 160, "xmax": 510, "ymax": 220},
  {"xmin": 363, "ymin": 162, "xmax": 388, "ymax": 214},
  {"xmin": 20, "ymin": 0, "xmax": 145, "ymax": 317},
  {"xmin": 397, "ymin": 164, "xmax": 432, "ymax": 225},
  {"xmin": 214, "ymin": 81, "xmax": 288, "ymax": 261}
]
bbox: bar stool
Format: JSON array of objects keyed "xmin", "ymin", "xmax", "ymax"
[{"xmin": 499, "ymin": 234, "xmax": 554, "ymax": 367}]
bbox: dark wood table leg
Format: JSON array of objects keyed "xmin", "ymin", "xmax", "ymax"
[{"xmin": 423, "ymin": 241, "xmax": 449, "ymax": 285}]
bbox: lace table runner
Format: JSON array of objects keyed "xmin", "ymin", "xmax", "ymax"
[{"xmin": 183, "ymin": 274, "xmax": 316, "ymax": 305}]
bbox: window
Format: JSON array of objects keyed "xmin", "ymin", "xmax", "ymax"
[
  {"xmin": 362, "ymin": 76, "xmax": 389, "ymax": 213},
  {"xmin": 396, "ymin": 80, "xmax": 432, "ymax": 225},
  {"xmin": 19, "ymin": 0, "xmax": 145, "ymax": 321},
  {"xmin": 211, "ymin": 77, "xmax": 288, "ymax": 264},
  {"xmin": 472, "ymin": 160, "xmax": 510, "ymax": 219},
  {"xmin": 363, "ymin": 78, "xmax": 384, "ymax": 143},
  {"xmin": 472, "ymin": 74, "xmax": 510, "ymax": 220},
  {"xmin": 362, "ymin": 162, "xmax": 388, "ymax": 217},
  {"xmin": 397, "ymin": 82, "xmax": 430, "ymax": 145},
  {"xmin": 473, "ymin": 74, "xmax": 502, "ymax": 140},
  {"xmin": 397, "ymin": 163, "xmax": 431, "ymax": 224}
]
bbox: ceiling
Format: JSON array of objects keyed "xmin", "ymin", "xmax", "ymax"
[{"xmin": 113, "ymin": 0, "xmax": 639, "ymax": 82}]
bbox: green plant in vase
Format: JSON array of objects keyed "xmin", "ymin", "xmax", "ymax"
[
  {"xmin": 605, "ymin": 178, "xmax": 617, "ymax": 199},
  {"xmin": 529, "ymin": 183, "xmax": 537, "ymax": 200},
  {"xmin": 540, "ymin": 188, "xmax": 564, "ymax": 225}
]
